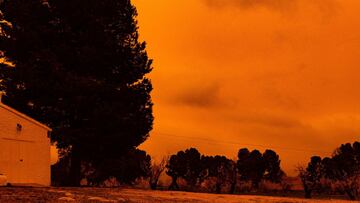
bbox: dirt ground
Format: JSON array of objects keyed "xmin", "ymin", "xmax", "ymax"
[{"xmin": 0, "ymin": 187, "xmax": 356, "ymax": 203}]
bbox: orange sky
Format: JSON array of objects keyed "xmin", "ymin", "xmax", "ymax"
[{"xmin": 134, "ymin": 0, "xmax": 360, "ymax": 175}]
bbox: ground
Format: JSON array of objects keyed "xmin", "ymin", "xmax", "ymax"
[{"xmin": 0, "ymin": 187, "xmax": 355, "ymax": 203}]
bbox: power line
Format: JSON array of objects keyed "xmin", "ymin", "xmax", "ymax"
[{"xmin": 155, "ymin": 132, "xmax": 331, "ymax": 154}]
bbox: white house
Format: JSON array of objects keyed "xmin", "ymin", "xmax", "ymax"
[{"xmin": 0, "ymin": 99, "xmax": 51, "ymax": 186}]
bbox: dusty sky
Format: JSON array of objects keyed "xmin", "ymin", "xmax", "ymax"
[{"xmin": 134, "ymin": 0, "xmax": 360, "ymax": 175}]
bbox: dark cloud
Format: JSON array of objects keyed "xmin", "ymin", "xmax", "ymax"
[
  {"xmin": 205, "ymin": 0, "xmax": 296, "ymax": 10},
  {"xmin": 174, "ymin": 83, "xmax": 224, "ymax": 108},
  {"xmin": 204, "ymin": 0, "xmax": 339, "ymax": 17}
]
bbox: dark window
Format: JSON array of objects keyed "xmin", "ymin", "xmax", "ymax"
[{"xmin": 16, "ymin": 123, "xmax": 22, "ymax": 132}]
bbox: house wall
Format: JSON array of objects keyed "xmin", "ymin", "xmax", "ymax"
[{"xmin": 0, "ymin": 106, "xmax": 50, "ymax": 186}]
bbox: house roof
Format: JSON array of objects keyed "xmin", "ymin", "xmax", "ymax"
[{"xmin": 0, "ymin": 102, "xmax": 52, "ymax": 131}]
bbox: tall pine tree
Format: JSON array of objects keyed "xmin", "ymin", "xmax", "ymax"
[{"xmin": 0, "ymin": 0, "xmax": 153, "ymax": 186}]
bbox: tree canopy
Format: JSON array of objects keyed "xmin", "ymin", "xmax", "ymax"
[
  {"xmin": 166, "ymin": 148, "xmax": 203, "ymax": 190},
  {"xmin": 298, "ymin": 141, "xmax": 360, "ymax": 200},
  {"xmin": 0, "ymin": 0, "xmax": 153, "ymax": 186},
  {"xmin": 202, "ymin": 155, "xmax": 236, "ymax": 193},
  {"xmin": 237, "ymin": 148, "xmax": 284, "ymax": 189},
  {"xmin": 166, "ymin": 147, "xmax": 284, "ymax": 193}
]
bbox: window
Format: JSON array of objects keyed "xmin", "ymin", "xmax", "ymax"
[{"xmin": 16, "ymin": 123, "xmax": 22, "ymax": 132}]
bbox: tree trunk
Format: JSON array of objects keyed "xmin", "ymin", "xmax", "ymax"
[
  {"xmin": 215, "ymin": 182, "xmax": 222, "ymax": 194},
  {"xmin": 230, "ymin": 181, "xmax": 236, "ymax": 194},
  {"xmin": 252, "ymin": 180, "xmax": 260, "ymax": 191},
  {"xmin": 68, "ymin": 148, "xmax": 82, "ymax": 187},
  {"xmin": 303, "ymin": 184, "xmax": 312, "ymax": 199},
  {"xmin": 150, "ymin": 182, "xmax": 157, "ymax": 190},
  {"xmin": 229, "ymin": 169, "xmax": 237, "ymax": 194},
  {"xmin": 300, "ymin": 178, "xmax": 312, "ymax": 199},
  {"xmin": 345, "ymin": 189, "xmax": 356, "ymax": 200},
  {"xmin": 169, "ymin": 176, "xmax": 179, "ymax": 190},
  {"xmin": 150, "ymin": 178, "xmax": 158, "ymax": 190}
]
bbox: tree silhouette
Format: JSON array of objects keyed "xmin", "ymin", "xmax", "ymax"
[
  {"xmin": 149, "ymin": 156, "xmax": 168, "ymax": 190},
  {"xmin": 0, "ymin": 0, "xmax": 153, "ymax": 186},
  {"xmin": 237, "ymin": 148, "xmax": 266, "ymax": 189},
  {"xmin": 51, "ymin": 155, "xmax": 71, "ymax": 186},
  {"xmin": 263, "ymin": 150, "xmax": 284, "ymax": 183},
  {"xmin": 166, "ymin": 151, "xmax": 187, "ymax": 190},
  {"xmin": 166, "ymin": 148, "xmax": 204, "ymax": 190},
  {"xmin": 322, "ymin": 142, "xmax": 360, "ymax": 200},
  {"xmin": 237, "ymin": 148, "xmax": 250, "ymax": 185},
  {"xmin": 298, "ymin": 142, "xmax": 360, "ymax": 200},
  {"xmin": 247, "ymin": 150, "xmax": 266, "ymax": 189},
  {"xmin": 229, "ymin": 160, "xmax": 238, "ymax": 194},
  {"xmin": 202, "ymin": 155, "xmax": 235, "ymax": 193},
  {"xmin": 237, "ymin": 148, "xmax": 284, "ymax": 190},
  {"xmin": 297, "ymin": 156, "xmax": 323, "ymax": 199},
  {"xmin": 182, "ymin": 148, "xmax": 203, "ymax": 187},
  {"xmin": 87, "ymin": 149, "xmax": 151, "ymax": 186},
  {"xmin": 166, "ymin": 148, "xmax": 285, "ymax": 194}
]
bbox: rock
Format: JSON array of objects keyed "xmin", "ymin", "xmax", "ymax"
[
  {"xmin": 87, "ymin": 196, "xmax": 116, "ymax": 202},
  {"xmin": 65, "ymin": 192, "xmax": 73, "ymax": 197},
  {"xmin": 58, "ymin": 196, "xmax": 75, "ymax": 201},
  {"xmin": 117, "ymin": 197, "xmax": 127, "ymax": 202}
]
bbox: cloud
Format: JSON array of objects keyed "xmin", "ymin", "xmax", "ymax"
[
  {"xmin": 204, "ymin": 0, "xmax": 339, "ymax": 17},
  {"xmin": 174, "ymin": 83, "xmax": 224, "ymax": 108},
  {"xmin": 205, "ymin": 0, "xmax": 296, "ymax": 10}
]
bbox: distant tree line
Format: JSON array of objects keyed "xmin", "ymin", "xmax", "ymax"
[
  {"xmin": 52, "ymin": 146, "xmax": 286, "ymax": 194},
  {"xmin": 165, "ymin": 147, "xmax": 285, "ymax": 194},
  {"xmin": 51, "ymin": 141, "xmax": 360, "ymax": 201}
]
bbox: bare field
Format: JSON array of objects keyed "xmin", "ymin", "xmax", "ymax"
[{"xmin": 0, "ymin": 187, "xmax": 356, "ymax": 203}]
